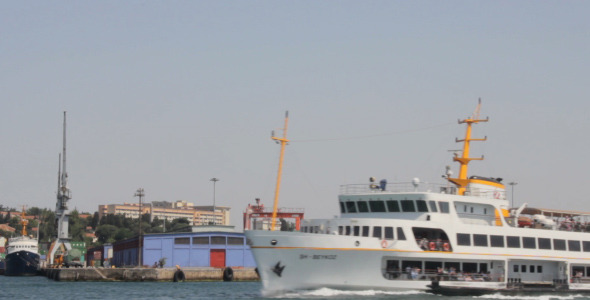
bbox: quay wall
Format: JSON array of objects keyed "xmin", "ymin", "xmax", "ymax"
[{"xmin": 42, "ymin": 267, "xmax": 259, "ymax": 282}]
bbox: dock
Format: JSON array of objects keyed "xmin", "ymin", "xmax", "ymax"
[{"xmin": 41, "ymin": 267, "xmax": 259, "ymax": 282}]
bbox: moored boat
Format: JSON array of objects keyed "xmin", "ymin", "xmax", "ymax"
[
  {"xmin": 246, "ymin": 101, "xmax": 590, "ymax": 295},
  {"xmin": 4, "ymin": 210, "xmax": 40, "ymax": 276}
]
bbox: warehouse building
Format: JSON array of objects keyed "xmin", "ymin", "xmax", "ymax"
[{"xmin": 110, "ymin": 228, "xmax": 255, "ymax": 268}]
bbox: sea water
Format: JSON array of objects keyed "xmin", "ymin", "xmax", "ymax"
[{"xmin": 2, "ymin": 276, "xmax": 590, "ymax": 300}]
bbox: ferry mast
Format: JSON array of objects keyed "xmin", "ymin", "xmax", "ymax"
[
  {"xmin": 447, "ymin": 99, "xmax": 488, "ymax": 195},
  {"xmin": 270, "ymin": 111, "xmax": 289, "ymax": 231},
  {"xmin": 48, "ymin": 111, "xmax": 72, "ymax": 265}
]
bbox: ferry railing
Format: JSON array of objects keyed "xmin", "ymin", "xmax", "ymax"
[{"xmin": 339, "ymin": 182, "xmax": 451, "ymax": 195}]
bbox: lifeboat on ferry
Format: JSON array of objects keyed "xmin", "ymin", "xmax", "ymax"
[{"xmin": 518, "ymin": 216, "xmax": 533, "ymax": 227}]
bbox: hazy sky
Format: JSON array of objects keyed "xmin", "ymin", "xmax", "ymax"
[{"xmin": 1, "ymin": 1, "xmax": 589, "ymax": 229}]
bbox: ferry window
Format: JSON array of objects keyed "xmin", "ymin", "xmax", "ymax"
[
  {"xmin": 506, "ymin": 236, "xmax": 520, "ymax": 248},
  {"xmin": 479, "ymin": 263, "xmax": 488, "ymax": 273},
  {"xmin": 373, "ymin": 226, "xmax": 382, "ymax": 239},
  {"xmin": 175, "ymin": 237, "xmax": 190, "ymax": 245},
  {"xmin": 193, "ymin": 237, "xmax": 209, "ymax": 244},
  {"xmin": 439, "ymin": 202, "xmax": 450, "ymax": 213},
  {"xmin": 470, "ymin": 207, "xmax": 474, "ymax": 213},
  {"xmin": 397, "ymin": 227, "xmax": 406, "ymax": 240},
  {"xmin": 457, "ymin": 233, "xmax": 471, "ymax": 246},
  {"xmin": 416, "ymin": 200, "xmax": 428, "ymax": 212},
  {"xmin": 529, "ymin": 265, "xmax": 535, "ymax": 273},
  {"xmin": 522, "ymin": 237, "xmax": 536, "ymax": 249},
  {"xmin": 401, "ymin": 200, "xmax": 416, "ymax": 212},
  {"xmin": 353, "ymin": 226, "xmax": 360, "ymax": 236},
  {"xmin": 554, "ymin": 239, "xmax": 567, "ymax": 251},
  {"xmin": 384, "ymin": 227, "xmax": 394, "ymax": 240},
  {"xmin": 425, "ymin": 261, "xmax": 443, "ymax": 272},
  {"xmin": 362, "ymin": 226, "xmax": 369, "ymax": 237},
  {"xmin": 357, "ymin": 201, "xmax": 369, "ymax": 213},
  {"xmin": 463, "ymin": 205, "xmax": 467, "ymax": 212},
  {"xmin": 345, "ymin": 226, "xmax": 351, "ymax": 235},
  {"xmin": 402, "ymin": 261, "xmax": 422, "ymax": 273},
  {"xmin": 538, "ymin": 238, "xmax": 551, "ymax": 250},
  {"xmin": 490, "ymin": 235, "xmax": 504, "ymax": 247},
  {"xmin": 463, "ymin": 263, "xmax": 478, "ymax": 273},
  {"xmin": 473, "ymin": 234, "xmax": 488, "ymax": 247},
  {"xmin": 513, "ymin": 265, "xmax": 519, "ymax": 272},
  {"xmin": 583, "ymin": 241, "xmax": 590, "ymax": 252},
  {"xmin": 568, "ymin": 240, "xmax": 581, "ymax": 252},
  {"xmin": 521, "ymin": 265, "xmax": 526, "ymax": 273},
  {"xmin": 428, "ymin": 201, "xmax": 438, "ymax": 212},
  {"xmin": 338, "ymin": 226, "xmax": 344, "ymax": 235},
  {"xmin": 538, "ymin": 266, "xmax": 543, "ymax": 273},
  {"xmin": 369, "ymin": 200, "xmax": 386, "ymax": 212},
  {"xmin": 484, "ymin": 208, "xmax": 487, "ymax": 215},
  {"xmin": 346, "ymin": 201, "xmax": 357, "ymax": 213},
  {"xmin": 340, "ymin": 202, "xmax": 346, "ymax": 213},
  {"xmin": 386, "ymin": 200, "xmax": 400, "ymax": 212}
]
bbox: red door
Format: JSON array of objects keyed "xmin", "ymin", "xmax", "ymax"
[{"xmin": 210, "ymin": 249, "xmax": 226, "ymax": 267}]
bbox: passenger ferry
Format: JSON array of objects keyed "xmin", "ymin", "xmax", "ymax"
[{"xmin": 245, "ymin": 102, "xmax": 590, "ymax": 295}]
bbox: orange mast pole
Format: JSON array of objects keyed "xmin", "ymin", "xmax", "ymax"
[
  {"xmin": 270, "ymin": 111, "xmax": 289, "ymax": 231},
  {"xmin": 21, "ymin": 206, "xmax": 28, "ymax": 236},
  {"xmin": 447, "ymin": 99, "xmax": 488, "ymax": 195}
]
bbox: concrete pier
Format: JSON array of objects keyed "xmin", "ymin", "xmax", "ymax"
[{"xmin": 42, "ymin": 267, "xmax": 259, "ymax": 282}]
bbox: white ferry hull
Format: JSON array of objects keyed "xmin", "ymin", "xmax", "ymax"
[{"xmin": 245, "ymin": 230, "xmax": 429, "ymax": 294}]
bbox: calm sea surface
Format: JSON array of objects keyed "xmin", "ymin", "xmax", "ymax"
[{"xmin": 2, "ymin": 276, "xmax": 590, "ymax": 300}]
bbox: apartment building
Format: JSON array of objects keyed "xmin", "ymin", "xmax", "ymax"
[{"xmin": 98, "ymin": 201, "xmax": 230, "ymax": 226}]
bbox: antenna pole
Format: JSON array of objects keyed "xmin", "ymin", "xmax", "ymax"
[{"xmin": 270, "ymin": 111, "xmax": 289, "ymax": 231}]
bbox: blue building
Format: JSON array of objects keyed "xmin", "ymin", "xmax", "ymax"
[{"xmin": 111, "ymin": 229, "xmax": 256, "ymax": 268}]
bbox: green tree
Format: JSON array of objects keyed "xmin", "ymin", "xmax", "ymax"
[
  {"xmin": 95, "ymin": 224, "xmax": 118, "ymax": 244},
  {"xmin": 90, "ymin": 212, "xmax": 99, "ymax": 229},
  {"xmin": 27, "ymin": 207, "xmax": 42, "ymax": 218},
  {"xmin": 114, "ymin": 227, "xmax": 134, "ymax": 241},
  {"xmin": 169, "ymin": 218, "xmax": 191, "ymax": 232}
]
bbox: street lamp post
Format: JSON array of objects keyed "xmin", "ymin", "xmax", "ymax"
[
  {"xmin": 508, "ymin": 182, "xmax": 518, "ymax": 208},
  {"xmin": 134, "ymin": 188, "xmax": 145, "ymax": 267},
  {"xmin": 210, "ymin": 178, "xmax": 220, "ymax": 224}
]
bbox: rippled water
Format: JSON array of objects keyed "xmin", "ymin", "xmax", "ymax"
[{"xmin": 2, "ymin": 276, "xmax": 590, "ymax": 300}]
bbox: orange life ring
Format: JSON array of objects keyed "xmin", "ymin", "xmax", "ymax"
[
  {"xmin": 494, "ymin": 191, "xmax": 501, "ymax": 199},
  {"xmin": 381, "ymin": 240, "xmax": 388, "ymax": 248},
  {"xmin": 443, "ymin": 243, "xmax": 450, "ymax": 251},
  {"xmin": 429, "ymin": 242, "xmax": 436, "ymax": 251}
]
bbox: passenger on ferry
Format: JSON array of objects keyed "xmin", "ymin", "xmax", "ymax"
[
  {"xmin": 419, "ymin": 237, "xmax": 429, "ymax": 250},
  {"xmin": 369, "ymin": 177, "xmax": 379, "ymax": 190},
  {"xmin": 449, "ymin": 267, "xmax": 457, "ymax": 281},
  {"xmin": 411, "ymin": 267, "xmax": 421, "ymax": 280},
  {"xmin": 435, "ymin": 238, "xmax": 443, "ymax": 251},
  {"xmin": 574, "ymin": 271, "xmax": 583, "ymax": 283}
]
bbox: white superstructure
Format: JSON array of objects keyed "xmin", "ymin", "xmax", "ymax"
[{"xmin": 245, "ymin": 102, "xmax": 590, "ymax": 295}]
